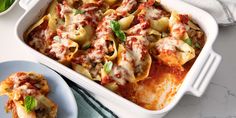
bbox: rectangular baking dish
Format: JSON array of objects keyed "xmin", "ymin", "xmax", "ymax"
[{"xmin": 15, "ymin": 0, "xmax": 222, "ymax": 117}]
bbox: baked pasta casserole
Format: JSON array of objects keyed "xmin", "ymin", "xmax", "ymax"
[{"xmin": 25, "ymin": 0, "xmax": 205, "ymax": 110}]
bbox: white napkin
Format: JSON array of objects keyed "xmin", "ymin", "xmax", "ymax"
[{"xmin": 182, "ymin": 0, "xmax": 236, "ymax": 26}]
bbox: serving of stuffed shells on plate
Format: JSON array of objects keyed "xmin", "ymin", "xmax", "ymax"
[
  {"xmin": 25, "ymin": 0, "xmax": 206, "ymax": 110},
  {"xmin": 0, "ymin": 61, "xmax": 78, "ymax": 118},
  {"xmin": 0, "ymin": 72, "xmax": 58, "ymax": 118}
]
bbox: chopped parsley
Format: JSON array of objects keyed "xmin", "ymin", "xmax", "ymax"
[
  {"xmin": 195, "ymin": 42, "xmax": 201, "ymax": 49},
  {"xmin": 74, "ymin": 9, "xmax": 85, "ymax": 15},
  {"xmin": 104, "ymin": 61, "xmax": 113, "ymax": 73},
  {"xmin": 184, "ymin": 38, "xmax": 192, "ymax": 46},
  {"xmin": 82, "ymin": 42, "xmax": 91, "ymax": 50},
  {"xmin": 53, "ymin": 36, "xmax": 61, "ymax": 42}
]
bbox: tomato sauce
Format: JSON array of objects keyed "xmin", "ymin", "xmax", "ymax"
[{"xmin": 117, "ymin": 58, "xmax": 195, "ymax": 110}]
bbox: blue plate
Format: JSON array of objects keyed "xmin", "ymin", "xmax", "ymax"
[{"xmin": 0, "ymin": 60, "xmax": 78, "ymax": 118}]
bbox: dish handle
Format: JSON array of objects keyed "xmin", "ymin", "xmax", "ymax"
[
  {"xmin": 19, "ymin": 0, "xmax": 39, "ymax": 10},
  {"xmin": 188, "ymin": 50, "xmax": 222, "ymax": 97}
]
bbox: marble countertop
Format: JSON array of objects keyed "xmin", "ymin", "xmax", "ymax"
[
  {"xmin": 165, "ymin": 25, "xmax": 236, "ymax": 118},
  {"xmin": 0, "ymin": 3, "xmax": 236, "ymax": 118}
]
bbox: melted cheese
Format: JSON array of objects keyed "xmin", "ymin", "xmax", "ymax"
[
  {"xmin": 156, "ymin": 37, "xmax": 177, "ymax": 52},
  {"xmin": 119, "ymin": 50, "xmax": 134, "ymax": 71},
  {"xmin": 156, "ymin": 37, "xmax": 195, "ymax": 66},
  {"xmin": 49, "ymin": 38, "xmax": 69, "ymax": 60},
  {"xmin": 88, "ymin": 49, "xmax": 104, "ymax": 62},
  {"xmin": 109, "ymin": 66, "xmax": 127, "ymax": 85},
  {"xmin": 29, "ymin": 29, "xmax": 51, "ymax": 53},
  {"xmin": 96, "ymin": 13, "xmax": 117, "ymax": 38},
  {"xmin": 126, "ymin": 21, "xmax": 150, "ymax": 35},
  {"xmin": 59, "ymin": 4, "xmax": 72, "ymax": 17},
  {"xmin": 146, "ymin": 7, "xmax": 162, "ymax": 20},
  {"xmin": 116, "ymin": 0, "xmax": 137, "ymax": 13},
  {"xmin": 171, "ymin": 23, "xmax": 186, "ymax": 39},
  {"xmin": 126, "ymin": 36, "xmax": 149, "ymax": 67}
]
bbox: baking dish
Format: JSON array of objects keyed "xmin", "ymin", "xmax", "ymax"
[{"xmin": 15, "ymin": 0, "xmax": 222, "ymax": 117}]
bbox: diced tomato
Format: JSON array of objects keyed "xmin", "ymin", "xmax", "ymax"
[
  {"xmin": 101, "ymin": 76, "xmax": 112, "ymax": 85},
  {"xmin": 115, "ymin": 73, "xmax": 121, "ymax": 78},
  {"xmin": 138, "ymin": 0, "xmax": 155, "ymax": 10},
  {"xmin": 141, "ymin": 21, "xmax": 150, "ymax": 29},
  {"xmin": 126, "ymin": 37, "xmax": 137, "ymax": 50},
  {"xmin": 147, "ymin": 0, "xmax": 155, "ymax": 6},
  {"xmin": 179, "ymin": 14, "xmax": 189, "ymax": 24}
]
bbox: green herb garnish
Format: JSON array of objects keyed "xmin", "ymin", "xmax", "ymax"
[
  {"xmin": 0, "ymin": 0, "xmax": 15, "ymax": 12},
  {"xmin": 104, "ymin": 61, "xmax": 113, "ymax": 73},
  {"xmin": 58, "ymin": 18, "xmax": 65, "ymax": 24},
  {"xmin": 24, "ymin": 96, "xmax": 37, "ymax": 112},
  {"xmin": 53, "ymin": 36, "xmax": 60, "ymax": 42},
  {"xmin": 74, "ymin": 9, "xmax": 85, "ymax": 15},
  {"xmin": 115, "ymin": 31, "xmax": 126, "ymax": 42},
  {"xmin": 161, "ymin": 32, "xmax": 168, "ymax": 38},
  {"xmin": 110, "ymin": 20, "xmax": 120, "ymax": 31},
  {"xmin": 110, "ymin": 20, "xmax": 126, "ymax": 42},
  {"xmin": 184, "ymin": 38, "xmax": 192, "ymax": 46},
  {"xmin": 195, "ymin": 42, "xmax": 201, "ymax": 49},
  {"xmin": 82, "ymin": 42, "xmax": 91, "ymax": 50},
  {"xmin": 154, "ymin": 1, "xmax": 160, "ymax": 7}
]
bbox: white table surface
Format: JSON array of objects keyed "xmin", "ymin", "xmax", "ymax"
[{"xmin": 0, "ymin": 3, "xmax": 236, "ymax": 118}]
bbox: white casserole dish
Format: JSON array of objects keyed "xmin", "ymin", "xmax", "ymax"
[{"xmin": 15, "ymin": 0, "xmax": 222, "ymax": 117}]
